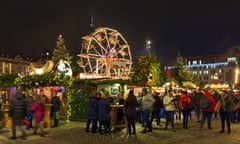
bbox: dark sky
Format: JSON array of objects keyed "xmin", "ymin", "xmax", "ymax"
[{"xmin": 1, "ymin": 0, "xmax": 240, "ymax": 66}]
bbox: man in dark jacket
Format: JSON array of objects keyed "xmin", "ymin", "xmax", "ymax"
[
  {"xmin": 219, "ymin": 90, "xmax": 234, "ymax": 134},
  {"xmin": 85, "ymin": 86, "xmax": 98, "ymax": 133},
  {"xmin": 9, "ymin": 87, "xmax": 28, "ymax": 140},
  {"xmin": 97, "ymin": 92, "xmax": 110, "ymax": 134},
  {"xmin": 125, "ymin": 89, "xmax": 138, "ymax": 135},
  {"xmin": 50, "ymin": 90, "xmax": 61, "ymax": 127},
  {"xmin": 150, "ymin": 91, "xmax": 162, "ymax": 126}
]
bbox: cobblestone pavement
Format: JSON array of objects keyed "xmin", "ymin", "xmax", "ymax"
[{"xmin": 1, "ymin": 117, "xmax": 240, "ymax": 144}]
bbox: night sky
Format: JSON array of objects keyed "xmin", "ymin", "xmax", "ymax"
[{"xmin": 1, "ymin": 0, "xmax": 240, "ymax": 66}]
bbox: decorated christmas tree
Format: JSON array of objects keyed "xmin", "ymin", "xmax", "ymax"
[{"xmin": 52, "ymin": 34, "xmax": 72, "ymax": 65}]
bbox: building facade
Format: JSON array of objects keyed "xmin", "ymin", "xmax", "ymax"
[
  {"xmin": 165, "ymin": 48, "xmax": 238, "ymax": 88},
  {"xmin": 0, "ymin": 54, "xmax": 31, "ymax": 75}
]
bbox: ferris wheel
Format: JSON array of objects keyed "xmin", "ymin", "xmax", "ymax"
[{"xmin": 77, "ymin": 27, "xmax": 132, "ymax": 79}]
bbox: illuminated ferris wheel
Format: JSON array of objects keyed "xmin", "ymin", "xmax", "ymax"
[{"xmin": 77, "ymin": 27, "xmax": 132, "ymax": 79}]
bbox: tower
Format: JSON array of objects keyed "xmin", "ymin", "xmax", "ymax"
[
  {"xmin": 90, "ymin": 12, "xmax": 95, "ymax": 31},
  {"xmin": 146, "ymin": 38, "xmax": 151, "ymax": 53}
]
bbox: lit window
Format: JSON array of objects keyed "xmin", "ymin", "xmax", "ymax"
[
  {"xmin": 193, "ymin": 60, "xmax": 197, "ymax": 65},
  {"xmin": 192, "ymin": 71, "xmax": 197, "ymax": 75},
  {"xmin": 211, "ymin": 75, "xmax": 214, "ymax": 79}
]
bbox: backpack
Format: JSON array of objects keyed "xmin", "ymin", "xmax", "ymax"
[
  {"xmin": 179, "ymin": 96, "xmax": 194, "ymax": 111},
  {"xmin": 200, "ymin": 96, "xmax": 210, "ymax": 109}
]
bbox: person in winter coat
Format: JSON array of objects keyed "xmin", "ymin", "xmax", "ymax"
[
  {"xmin": 125, "ymin": 89, "xmax": 138, "ymax": 135},
  {"xmin": 200, "ymin": 89, "xmax": 216, "ymax": 130},
  {"xmin": 219, "ymin": 90, "xmax": 234, "ymax": 134},
  {"xmin": 95, "ymin": 92, "xmax": 101, "ymax": 130},
  {"xmin": 179, "ymin": 90, "xmax": 193, "ymax": 129},
  {"xmin": 50, "ymin": 90, "xmax": 61, "ymax": 128},
  {"xmin": 97, "ymin": 92, "xmax": 110, "ymax": 134},
  {"xmin": 163, "ymin": 89, "xmax": 177, "ymax": 132},
  {"xmin": 26, "ymin": 92, "xmax": 34, "ymax": 130},
  {"xmin": 150, "ymin": 91, "xmax": 162, "ymax": 126},
  {"xmin": 85, "ymin": 87, "xmax": 98, "ymax": 133},
  {"xmin": 192, "ymin": 89, "xmax": 204, "ymax": 122},
  {"xmin": 31, "ymin": 95, "xmax": 45, "ymax": 137},
  {"xmin": 9, "ymin": 87, "xmax": 28, "ymax": 140},
  {"xmin": 141, "ymin": 88, "xmax": 155, "ymax": 133}
]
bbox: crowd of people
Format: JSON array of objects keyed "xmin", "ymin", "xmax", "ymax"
[
  {"xmin": 85, "ymin": 87, "xmax": 112, "ymax": 134},
  {"xmin": 2, "ymin": 85, "xmax": 239, "ymax": 139},
  {"xmin": 86, "ymin": 86, "xmax": 240, "ymax": 136},
  {"xmin": 0, "ymin": 86, "xmax": 61, "ymax": 140}
]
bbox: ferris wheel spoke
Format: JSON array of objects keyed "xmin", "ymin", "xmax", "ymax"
[
  {"xmin": 92, "ymin": 37, "xmax": 107, "ymax": 55},
  {"xmin": 104, "ymin": 30, "xmax": 111, "ymax": 50}
]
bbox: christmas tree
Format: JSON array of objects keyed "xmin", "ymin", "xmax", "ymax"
[{"xmin": 52, "ymin": 34, "xmax": 72, "ymax": 65}]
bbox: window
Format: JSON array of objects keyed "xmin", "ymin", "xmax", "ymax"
[
  {"xmin": 203, "ymin": 70, "xmax": 208, "ymax": 74},
  {"xmin": 211, "ymin": 75, "xmax": 214, "ymax": 79},
  {"xmin": 192, "ymin": 71, "xmax": 197, "ymax": 75},
  {"xmin": 193, "ymin": 60, "xmax": 197, "ymax": 65}
]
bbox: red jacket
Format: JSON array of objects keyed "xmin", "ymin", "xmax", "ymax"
[
  {"xmin": 180, "ymin": 93, "xmax": 191, "ymax": 103},
  {"xmin": 200, "ymin": 90, "xmax": 216, "ymax": 112},
  {"xmin": 30, "ymin": 102, "xmax": 45, "ymax": 122}
]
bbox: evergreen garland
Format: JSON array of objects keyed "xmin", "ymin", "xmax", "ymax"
[{"xmin": 0, "ymin": 74, "xmax": 19, "ymax": 88}]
